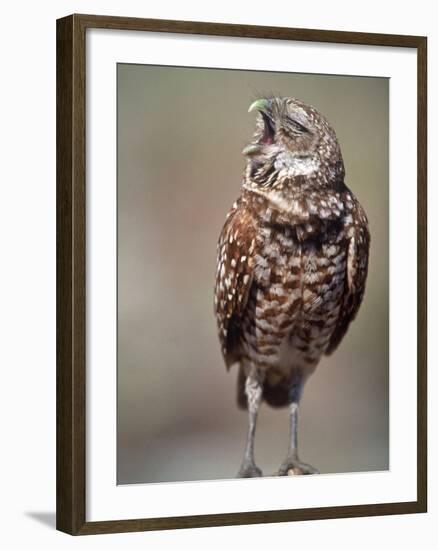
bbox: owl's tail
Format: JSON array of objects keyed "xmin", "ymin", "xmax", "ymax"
[{"xmin": 237, "ymin": 364, "xmax": 290, "ymax": 409}]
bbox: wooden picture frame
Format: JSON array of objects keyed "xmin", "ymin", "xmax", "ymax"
[{"xmin": 56, "ymin": 13, "xmax": 427, "ymax": 535}]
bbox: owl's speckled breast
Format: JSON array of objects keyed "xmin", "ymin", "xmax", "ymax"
[{"xmin": 240, "ymin": 212, "xmax": 348, "ymax": 375}]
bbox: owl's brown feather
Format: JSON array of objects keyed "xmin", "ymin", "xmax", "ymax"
[
  {"xmin": 325, "ymin": 197, "xmax": 370, "ymax": 355},
  {"xmin": 214, "ymin": 198, "xmax": 258, "ymax": 369}
]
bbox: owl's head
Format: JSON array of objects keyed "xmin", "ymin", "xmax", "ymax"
[{"xmin": 242, "ymin": 97, "xmax": 344, "ymax": 190}]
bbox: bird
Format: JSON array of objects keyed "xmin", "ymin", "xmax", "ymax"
[{"xmin": 214, "ymin": 96, "xmax": 370, "ymax": 478}]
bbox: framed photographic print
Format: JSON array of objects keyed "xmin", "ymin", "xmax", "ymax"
[{"xmin": 56, "ymin": 14, "xmax": 427, "ymax": 535}]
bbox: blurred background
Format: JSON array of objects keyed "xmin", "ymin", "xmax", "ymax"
[{"xmin": 117, "ymin": 64, "xmax": 389, "ymax": 485}]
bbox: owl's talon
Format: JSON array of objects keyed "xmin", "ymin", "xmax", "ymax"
[
  {"xmin": 277, "ymin": 457, "xmax": 319, "ymax": 476},
  {"xmin": 237, "ymin": 461, "xmax": 263, "ymax": 478}
]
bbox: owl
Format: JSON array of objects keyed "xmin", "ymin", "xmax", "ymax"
[{"xmin": 214, "ymin": 97, "xmax": 370, "ymax": 477}]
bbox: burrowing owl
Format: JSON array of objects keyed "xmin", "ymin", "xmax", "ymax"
[{"xmin": 214, "ymin": 97, "xmax": 370, "ymax": 477}]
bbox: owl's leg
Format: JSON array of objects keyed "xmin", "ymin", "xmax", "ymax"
[
  {"xmin": 237, "ymin": 365, "xmax": 264, "ymax": 478},
  {"xmin": 277, "ymin": 377, "xmax": 319, "ymax": 476}
]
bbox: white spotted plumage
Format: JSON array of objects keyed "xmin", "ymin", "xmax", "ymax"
[{"xmin": 214, "ymin": 96, "xmax": 370, "ymax": 426}]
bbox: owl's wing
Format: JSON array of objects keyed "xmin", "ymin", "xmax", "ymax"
[
  {"xmin": 214, "ymin": 202, "xmax": 257, "ymax": 369},
  {"xmin": 325, "ymin": 195, "xmax": 370, "ymax": 355}
]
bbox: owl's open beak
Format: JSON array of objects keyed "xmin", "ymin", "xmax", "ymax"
[{"xmin": 245, "ymin": 98, "xmax": 275, "ymax": 153}]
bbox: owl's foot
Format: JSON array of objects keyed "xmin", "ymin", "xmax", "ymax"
[
  {"xmin": 277, "ymin": 457, "xmax": 319, "ymax": 476},
  {"xmin": 237, "ymin": 460, "xmax": 263, "ymax": 478}
]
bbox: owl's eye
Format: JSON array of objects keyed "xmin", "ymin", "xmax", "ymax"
[{"xmin": 286, "ymin": 117, "xmax": 309, "ymax": 134}]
